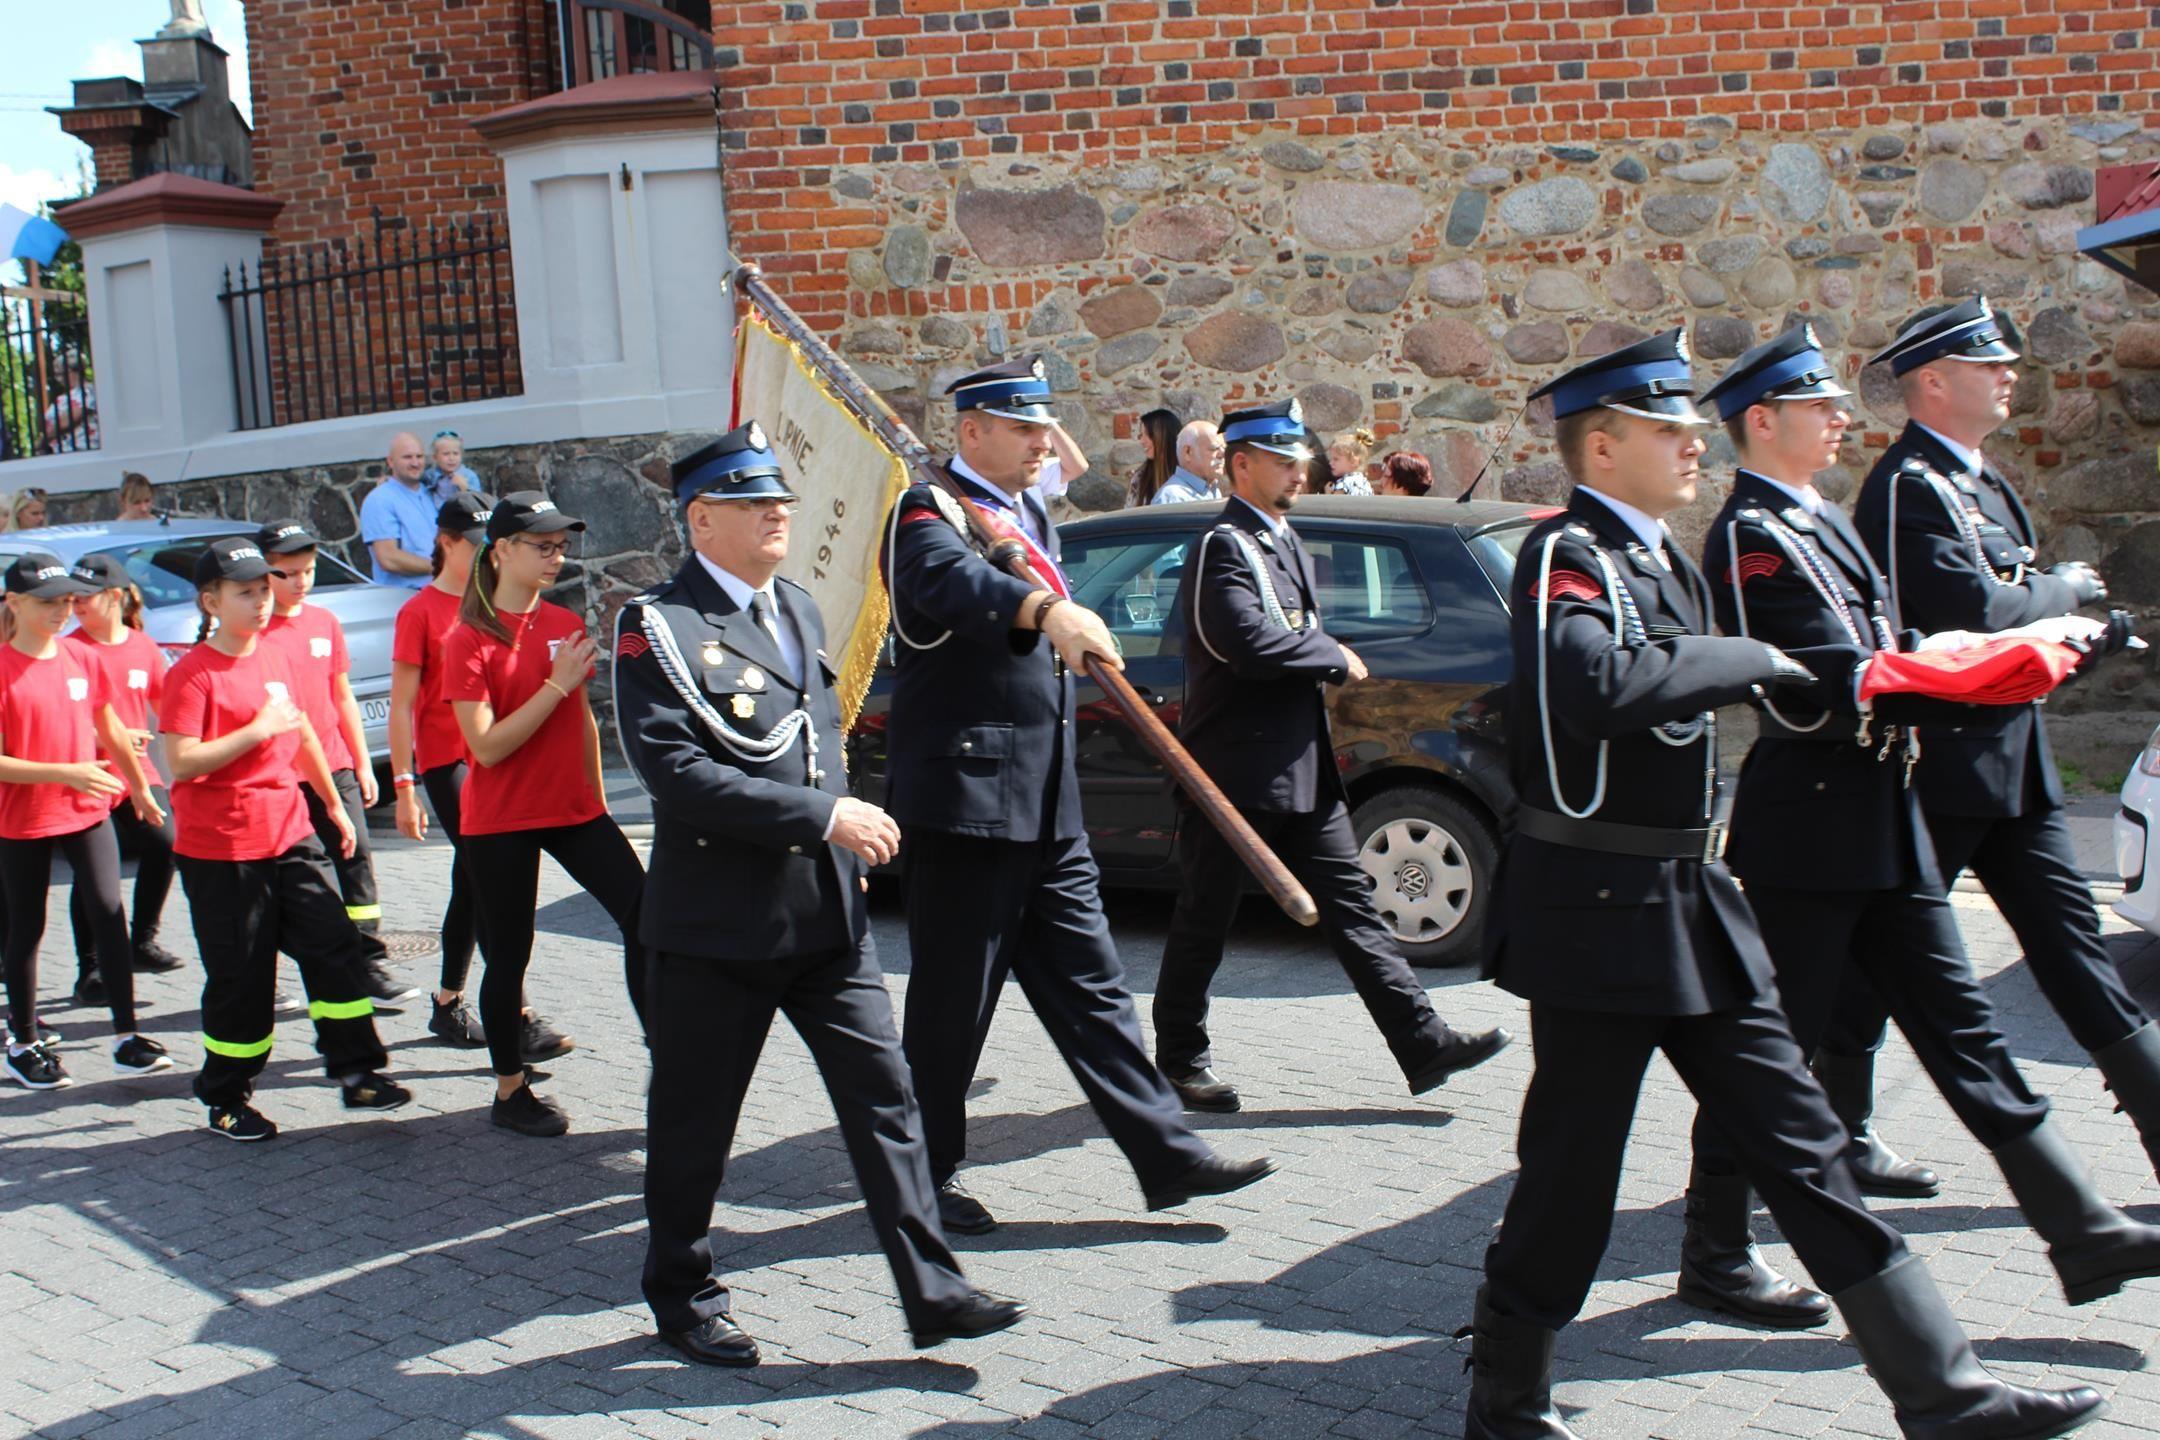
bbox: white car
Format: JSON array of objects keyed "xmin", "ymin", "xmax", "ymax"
[{"xmin": 2116, "ymin": 723, "xmax": 2160, "ymax": 934}]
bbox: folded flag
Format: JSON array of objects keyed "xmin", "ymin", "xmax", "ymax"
[
  {"xmin": 1856, "ymin": 636, "xmax": 2081, "ymax": 707},
  {"xmin": 0, "ymin": 204, "xmax": 68, "ymax": 267}
]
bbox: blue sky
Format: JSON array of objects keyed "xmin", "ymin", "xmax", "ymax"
[{"xmin": 0, "ymin": 0, "xmax": 250, "ymax": 217}]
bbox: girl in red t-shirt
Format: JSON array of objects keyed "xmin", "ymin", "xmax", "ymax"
[
  {"xmin": 162, "ymin": 538, "xmax": 410, "ymax": 1142},
  {"xmin": 62, "ymin": 553, "xmax": 182, "ymax": 1001},
  {"xmin": 447, "ymin": 492, "xmax": 644, "ymax": 1137},
  {"xmin": 389, "ymin": 491, "xmax": 570, "ymax": 1062},
  {"xmin": 0, "ymin": 552, "xmax": 168, "ymax": 1090}
]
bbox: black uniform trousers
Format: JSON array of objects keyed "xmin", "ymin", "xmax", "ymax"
[
  {"xmin": 1153, "ymin": 798, "xmax": 1446, "ymax": 1077},
  {"xmin": 301, "ymin": 768, "xmax": 388, "ymax": 966},
  {"xmin": 1695, "ymin": 879, "xmax": 2048, "ymax": 1180},
  {"xmin": 1823, "ymin": 806, "xmax": 2147, "ymax": 1062},
  {"xmin": 900, "ymin": 828, "xmax": 1215, "ymax": 1192},
  {"xmin": 642, "ymin": 939, "xmax": 975, "ymax": 1334},
  {"xmin": 68, "ymin": 784, "xmax": 175, "ymax": 969},
  {"xmin": 1487, "ymin": 993, "xmax": 1905, "ymax": 1330},
  {"xmin": 178, "ymin": 839, "xmax": 389, "ymax": 1107}
]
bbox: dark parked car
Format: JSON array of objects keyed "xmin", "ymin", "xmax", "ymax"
[{"xmin": 849, "ymin": 495, "xmax": 1553, "ymax": 966}]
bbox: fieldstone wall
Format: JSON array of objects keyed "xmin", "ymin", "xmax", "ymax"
[{"xmin": 828, "ymin": 114, "xmax": 2160, "ymax": 722}]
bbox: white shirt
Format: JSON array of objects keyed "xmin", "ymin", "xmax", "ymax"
[
  {"xmin": 1231, "ymin": 494, "xmax": 1288, "ymax": 538},
  {"xmin": 696, "ymin": 551, "xmax": 803, "ymax": 682},
  {"xmin": 1915, "ymin": 423, "xmax": 1983, "ymax": 480},
  {"xmin": 1741, "ymin": 469, "xmax": 1823, "ymax": 514},
  {"xmin": 1575, "ymin": 486, "xmax": 1673, "ymax": 568},
  {"xmin": 693, "ymin": 550, "xmax": 836, "ymax": 841}
]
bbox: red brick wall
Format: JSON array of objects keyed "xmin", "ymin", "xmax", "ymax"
[
  {"xmin": 245, "ymin": 0, "xmax": 557, "ymax": 251},
  {"xmin": 710, "ymin": 0, "xmax": 2159, "ymax": 327}
]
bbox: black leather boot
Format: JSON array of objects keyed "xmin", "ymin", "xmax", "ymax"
[
  {"xmin": 1674, "ymin": 1167, "xmax": 1830, "ymax": 1328},
  {"xmin": 1994, "ymin": 1117, "xmax": 2160, "ymax": 1305},
  {"xmin": 1815, "ymin": 1048, "xmax": 1941, "ymax": 1198},
  {"xmin": 1462, "ymin": 1287, "xmax": 1579, "ymax": 1440},
  {"xmin": 1836, "ymin": 1254, "xmax": 2105, "ymax": 1439},
  {"xmin": 2092, "ymin": 1021, "xmax": 2160, "ymax": 1181}
]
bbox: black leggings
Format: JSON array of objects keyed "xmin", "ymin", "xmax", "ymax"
[
  {"xmin": 68, "ymin": 786, "xmax": 175, "ymax": 968},
  {"xmin": 463, "ymin": 815, "xmax": 645, "ymax": 1077},
  {"xmin": 421, "ymin": 763, "xmax": 483, "ymax": 993},
  {"xmin": 1, "ymin": 818, "xmax": 135, "ymax": 1039}
]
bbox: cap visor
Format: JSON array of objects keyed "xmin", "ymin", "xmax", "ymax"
[
  {"xmin": 692, "ymin": 486, "xmax": 801, "ymax": 504},
  {"xmin": 521, "ymin": 513, "xmax": 585, "ymax": 534},
  {"xmin": 975, "ymin": 404, "xmax": 1057, "ymax": 425},
  {"xmin": 1764, "ymin": 378, "xmax": 1854, "ymax": 402},
  {"xmin": 19, "ymin": 577, "xmax": 98, "ymax": 597},
  {"xmin": 1252, "ymin": 440, "xmax": 1315, "ymax": 461},
  {"xmin": 221, "ymin": 558, "xmax": 275, "ymax": 582},
  {"xmin": 1945, "ymin": 343, "xmax": 2021, "ymax": 364},
  {"xmin": 1608, "ymin": 396, "xmax": 1712, "ymax": 426}
]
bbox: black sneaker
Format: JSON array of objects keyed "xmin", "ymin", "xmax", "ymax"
[
  {"xmin": 360, "ymin": 959, "xmax": 421, "ymax": 1011},
  {"xmin": 206, "ymin": 1102, "xmax": 277, "ymax": 1141},
  {"xmin": 491, "ymin": 1082, "xmax": 570, "ymax": 1137},
  {"xmin": 429, "ymin": 997, "xmax": 487, "ymax": 1047},
  {"xmin": 4, "ymin": 1042, "xmax": 70, "ymax": 1090},
  {"xmin": 341, "ymin": 1072, "xmax": 412, "ymax": 1110},
  {"xmin": 132, "ymin": 940, "xmax": 186, "ymax": 973},
  {"xmin": 519, "ymin": 1013, "xmax": 574, "ymax": 1064},
  {"xmin": 71, "ymin": 972, "xmax": 106, "ymax": 1007},
  {"xmin": 7, "ymin": 1019, "xmax": 58, "ymax": 1049},
  {"xmin": 112, "ymin": 1035, "xmax": 173, "ymax": 1075}
]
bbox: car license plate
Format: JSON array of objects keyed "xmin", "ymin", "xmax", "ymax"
[{"xmin": 359, "ymin": 698, "xmax": 391, "ymax": 728}]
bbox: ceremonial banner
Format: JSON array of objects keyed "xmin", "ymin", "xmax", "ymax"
[{"xmin": 732, "ymin": 307, "xmax": 911, "ymax": 730}]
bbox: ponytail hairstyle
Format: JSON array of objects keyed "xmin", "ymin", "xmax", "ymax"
[
  {"xmin": 1332, "ymin": 426, "xmax": 1377, "ymax": 470},
  {"xmin": 194, "ymin": 585, "xmax": 217, "ymax": 643},
  {"xmin": 430, "ymin": 534, "xmax": 447, "ymax": 577},
  {"xmin": 457, "ymin": 538, "xmax": 515, "ymax": 645},
  {"xmin": 0, "ymin": 599, "xmax": 16, "ymax": 647}
]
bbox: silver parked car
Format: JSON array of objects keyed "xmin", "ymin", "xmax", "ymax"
[{"xmin": 0, "ymin": 519, "xmax": 407, "ymax": 767}]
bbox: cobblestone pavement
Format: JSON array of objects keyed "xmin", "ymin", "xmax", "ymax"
[{"xmin": 3, "ymin": 822, "xmax": 2159, "ymax": 1440}]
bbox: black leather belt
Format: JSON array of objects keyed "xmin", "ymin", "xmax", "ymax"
[{"xmin": 1516, "ymin": 804, "xmax": 1725, "ymax": 863}]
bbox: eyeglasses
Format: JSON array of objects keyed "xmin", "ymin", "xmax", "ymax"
[{"xmin": 510, "ymin": 537, "xmax": 574, "ymax": 559}]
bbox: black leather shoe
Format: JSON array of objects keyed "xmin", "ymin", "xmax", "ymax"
[
  {"xmin": 660, "ymin": 1315, "xmax": 760, "ymax": 1368},
  {"xmin": 1851, "ymin": 1128, "xmax": 1942, "ymax": 1198},
  {"xmin": 911, "ymin": 1291, "xmax": 1026, "ymax": 1349},
  {"xmin": 1165, "ymin": 1065, "xmax": 1241, "ymax": 1113},
  {"xmin": 1144, "ymin": 1155, "xmax": 1277, "ymax": 1212},
  {"xmin": 937, "ymin": 1177, "xmax": 997, "ymax": 1235},
  {"xmin": 1407, "ymin": 1026, "xmax": 1512, "ymax": 1095}
]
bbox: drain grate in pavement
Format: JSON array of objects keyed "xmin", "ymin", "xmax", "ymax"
[{"xmin": 379, "ymin": 929, "xmax": 441, "ymax": 961}]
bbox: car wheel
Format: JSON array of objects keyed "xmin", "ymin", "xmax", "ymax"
[{"xmin": 1351, "ymin": 786, "xmax": 1495, "ymax": 969}]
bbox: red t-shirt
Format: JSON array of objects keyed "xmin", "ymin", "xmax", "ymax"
[
  {"xmin": 391, "ymin": 585, "xmax": 468, "ymax": 772},
  {"xmin": 259, "ymin": 605, "xmax": 354, "ymax": 773},
  {"xmin": 64, "ymin": 628, "xmax": 166, "ymax": 795},
  {"xmin": 161, "ymin": 643, "xmax": 315, "ymax": 862},
  {"xmin": 442, "ymin": 603, "xmax": 601, "ymax": 835},
  {"xmin": 0, "ymin": 643, "xmax": 111, "ymax": 840}
]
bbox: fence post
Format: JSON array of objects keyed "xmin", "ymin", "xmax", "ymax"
[{"xmin": 55, "ymin": 174, "xmax": 283, "ymax": 453}]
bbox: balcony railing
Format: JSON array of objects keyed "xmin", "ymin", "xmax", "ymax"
[{"xmin": 559, "ymin": 0, "xmax": 713, "ymax": 89}]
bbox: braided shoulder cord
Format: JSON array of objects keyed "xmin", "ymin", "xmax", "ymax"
[{"xmin": 637, "ymin": 603, "xmax": 819, "ymax": 785}]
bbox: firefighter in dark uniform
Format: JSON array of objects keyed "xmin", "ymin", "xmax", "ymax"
[
  {"xmin": 1673, "ymin": 324, "xmax": 2160, "ymax": 1337},
  {"xmin": 618, "ymin": 421, "xmax": 1022, "ymax": 1366},
  {"xmin": 1462, "ymin": 330, "xmax": 2102, "ymax": 1440},
  {"xmin": 1149, "ymin": 398, "xmax": 1509, "ymax": 1113},
  {"xmin": 1836, "ymin": 295, "xmax": 2158, "ymax": 1189},
  {"xmin": 883, "ymin": 358, "xmax": 1274, "ymax": 1236}
]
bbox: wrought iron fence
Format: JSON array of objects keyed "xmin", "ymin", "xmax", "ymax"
[
  {"xmin": 0, "ymin": 286, "xmax": 96, "ymax": 460},
  {"xmin": 220, "ymin": 216, "xmax": 521, "ymax": 431}
]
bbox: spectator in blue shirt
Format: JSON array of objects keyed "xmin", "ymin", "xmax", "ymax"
[
  {"xmin": 423, "ymin": 430, "xmax": 481, "ymax": 502},
  {"xmin": 360, "ymin": 432, "xmax": 440, "ymax": 589}
]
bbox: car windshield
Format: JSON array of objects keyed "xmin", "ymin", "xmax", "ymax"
[{"xmin": 31, "ymin": 536, "xmax": 369, "ymax": 610}]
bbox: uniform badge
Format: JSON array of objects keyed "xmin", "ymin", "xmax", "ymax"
[
  {"xmin": 1781, "ymin": 505, "xmax": 1816, "ymax": 532},
  {"xmin": 66, "ymin": 677, "xmax": 88, "ymax": 702},
  {"xmin": 702, "ymin": 642, "xmax": 724, "ymax": 666},
  {"xmin": 740, "ymin": 667, "xmax": 765, "ymax": 691},
  {"xmin": 126, "ymin": 669, "xmax": 148, "ymax": 690},
  {"xmin": 745, "ymin": 420, "xmax": 768, "ymax": 451},
  {"xmin": 1284, "ymin": 608, "xmax": 1305, "ymax": 629},
  {"xmin": 310, "ymin": 637, "xmax": 333, "ymax": 659},
  {"xmin": 730, "ymin": 694, "xmax": 756, "ymax": 719}
]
